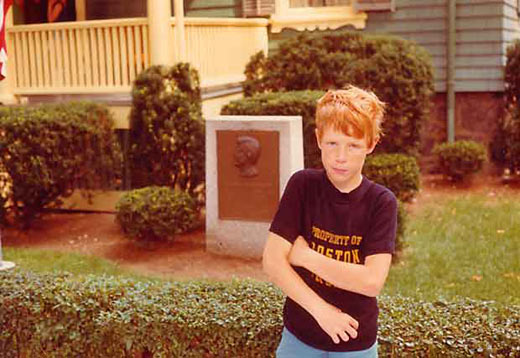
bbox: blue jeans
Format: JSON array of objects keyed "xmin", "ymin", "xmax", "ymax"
[{"xmin": 276, "ymin": 328, "xmax": 378, "ymax": 358}]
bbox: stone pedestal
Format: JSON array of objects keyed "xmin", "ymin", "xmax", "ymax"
[
  {"xmin": 0, "ymin": 261, "xmax": 15, "ymax": 271},
  {"xmin": 0, "ymin": 230, "xmax": 15, "ymax": 271},
  {"xmin": 206, "ymin": 116, "xmax": 304, "ymax": 259}
]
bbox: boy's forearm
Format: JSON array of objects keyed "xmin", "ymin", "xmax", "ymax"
[
  {"xmin": 298, "ymin": 247, "xmax": 390, "ymax": 297},
  {"xmin": 263, "ymin": 245, "xmax": 329, "ymax": 317},
  {"xmin": 264, "ymin": 233, "xmax": 360, "ymax": 343}
]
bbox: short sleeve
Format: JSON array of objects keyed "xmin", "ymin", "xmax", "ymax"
[
  {"xmin": 362, "ymin": 190, "xmax": 397, "ymax": 256},
  {"xmin": 269, "ymin": 170, "xmax": 305, "ymax": 244}
]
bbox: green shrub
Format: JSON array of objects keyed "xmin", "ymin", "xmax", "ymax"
[
  {"xmin": 363, "ymin": 153, "xmax": 420, "ymax": 202},
  {"xmin": 222, "ymin": 90, "xmax": 325, "ymax": 168},
  {"xmin": 433, "ymin": 140, "xmax": 487, "ymax": 182},
  {"xmin": 0, "ymin": 195, "xmax": 6, "ymax": 227},
  {"xmin": 505, "ymin": 39, "xmax": 520, "ymax": 109},
  {"xmin": 0, "ymin": 102, "xmax": 122, "ymax": 227},
  {"xmin": 395, "ymin": 200, "xmax": 407, "ymax": 256},
  {"xmin": 1, "ymin": 270, "xmax": 519, "ymax": 357},
  {"xmin": 491, "ymin": 108, "xmax": 520, "ymax": 173},
  {"xmin": 491, "ymin": 40, "xmax": 520, "ymax": 173},
  {"xmin": 243, "ymin": 31, "xmax": 435, "ymax": 156},
  {"xmin": 0, "ymin": 167, "xmax": 8, "ymax": 226},
  {"xmin": 362, "ymin": 153, "xmax": 419, "ymax": 257},
  {"xmin": 129, "ymin": 63, "xmax": 205, "ymax": 195},
  {"xmin": 116, "ymin": 186, "xmax": 199, "ymax": 244}
]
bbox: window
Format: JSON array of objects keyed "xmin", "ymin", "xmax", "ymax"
[{"xmin": 289, "ymin": 0, "xmax": 351, "ymax": 8}]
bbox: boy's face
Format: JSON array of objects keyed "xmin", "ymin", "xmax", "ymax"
[{"xmin": 316, "ymin": 126, "xmax": 376, "ymax": 193}]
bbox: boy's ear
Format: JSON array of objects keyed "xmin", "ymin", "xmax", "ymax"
[
  {"xmin": 366, "ymin": 136, "xmax": 379, "ymax": 154},
  {"xmin": 315, "ymin": 128, "xmax": 322, "ymax": 150}
]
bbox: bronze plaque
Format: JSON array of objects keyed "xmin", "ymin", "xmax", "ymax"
[{"xmin": 217, "ymin": 130, "xmax": 279, "ymax": 222}]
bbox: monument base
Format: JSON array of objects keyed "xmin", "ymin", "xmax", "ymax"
[
  {"xmin": 206, "ymin": 116, "xmax": 304, "ymax": 259},
  {"xmin": 0, "ymin": 261, "xmax": 16, "ymax": 271},
  {"xmin": 206, "ymin": 221, "xmax": 270, "ymax": 259}
]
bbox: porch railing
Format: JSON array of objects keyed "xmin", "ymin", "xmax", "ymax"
[
  {"xmin": 178, "ymin": 18, "xmax": 268, "ymax": 88},
  {"xmin": 8, "ymin": 17, "xmax": 268, "ymax": 95}
]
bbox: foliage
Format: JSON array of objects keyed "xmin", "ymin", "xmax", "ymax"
[
  {"xmin": 395, "ymin": 200, "xmax": 407, "ymax": 256},
  {"xmin": 115, "ymin": 186, "xmax": 200, "ymax": 244},
  {"xmin": 491, "ymin": 107, "xmax": 520, "ymax": 173},
  {"xmin": 362, "ymin": 153, "xmax": 420, "ymax": 256},
  {"xmin": 1, "ymin": 270, "xmax": 519, "ymax": 357},
  {"xmin": 363, "ymin": 153, "xmax": 420, "ymax": 203},
  {"xmin": 0, "ymin": 102, "xmax": 122, "ymax": 227},
  {"xmin": 221, "ymin": 90, "xmax": 323, "ymax": 168},
  {"xmin": 243, "ymin": 31, "xmax": 435, "ymax": 156},
  {"xmin": 504, "ymin": 39, "xmax": 520, "ymax": 109},
  {"xmin": 0, "ymin": 175, "xmax": 7, "ymax": 226},
  {"xmin": 243, "ymin": 51, "xmax": 270, "ymax": 96},
  {"xmin": 129, "ymin": 64, "xmax": 205, "ymax": 196},
  {"xmin": 492, "ymin": 40, "xmax": 520, "ymax": 173},
  {"xmin": 433, "ymin": 140, "xmax": 487, "ymax": 182}
]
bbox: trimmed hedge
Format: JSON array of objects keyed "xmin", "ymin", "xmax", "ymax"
[
  {"xmin": 504, "ymin": 39, "xmax": 520, "ymax": 109},
  {"xmin": 1, "ymin": 270, "xmax": 519, "ymax": 357},
  {"xmin": 116, "ymin": 186, "xmax": 200, "ymax": 244},
  {"xmin": 243, "ymin": 31, "xmax": 435, "ymax": 156},
  {"xmin": 363, "ymin": 153, "xmax": 420, "ymax": 255},
  {"xmin": 0, "ymin": 102, "xmax": 122, "ymax": 227},
  {"xmin": 491, "ymin": 40, "xmax": 520, "ymax": 173},
  {"xmin": 491, "ymin": 107, "xmax": 520, "ymax": 174},
  {"xmin": 395, "ymin": 200, "xmax": 407, "ymax": 255},
  {"xmin": 433, "ymin": 140, "xmax": 487, "ymax": 182},
  {"xmin": 363, "ymin": 153, "xmax": 420, "ymax": 203},
  {"xmin": 129, "ymin": 63, "xmax": 205, "ymax": 195}
]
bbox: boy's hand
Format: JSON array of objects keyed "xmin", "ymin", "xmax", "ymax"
[
  {"xmin": 312, "ymin": 303, "xmax": 359, "ymax": 344},
  {"xmin": 289, "ymin": 236, "xmax": 310, "ymax": 267}
]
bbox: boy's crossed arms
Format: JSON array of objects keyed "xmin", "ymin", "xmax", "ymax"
[{"xmin": 263, "ymin": 232, "xmax": 392, "ymax": 345}]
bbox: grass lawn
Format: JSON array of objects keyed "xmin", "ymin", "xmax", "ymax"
[
  {"xmin": 2, "ymin": 247, "xmax": 146, "ymax": 280},
  {"xmin": 384, "ymin": 192, "xmax": 520, "ymax": 305}
]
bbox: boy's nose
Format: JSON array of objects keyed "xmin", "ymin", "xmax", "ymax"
[{"xmin": 336, "ymin": 146, "xmax": 349, "ymax": 161}]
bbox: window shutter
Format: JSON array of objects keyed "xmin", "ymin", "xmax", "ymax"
[
  {"xmin": 354, "ymin": 0, "xmax": 394, "ymax": 12},
  {"xmin": 242, "ymin": 0, "xmax": 275, "ymax": 17}
]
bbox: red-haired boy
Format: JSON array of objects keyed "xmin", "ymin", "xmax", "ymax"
[{"xmin": 263, "ymin": 86, "xmax": 397, "ymax": 358}]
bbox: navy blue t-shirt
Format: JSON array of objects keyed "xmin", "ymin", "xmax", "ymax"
[{"xmin": 269, "ymin": 169, "xmax": 397, "ymax": 352}]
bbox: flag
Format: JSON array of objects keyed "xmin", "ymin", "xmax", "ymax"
[
  {"xmin": 48, "ymin": 0, "xmax": 66, "ymax": 22},
  {"xmin": 0, "ymin": 0, "xmax": 13, "ymax": 80}
]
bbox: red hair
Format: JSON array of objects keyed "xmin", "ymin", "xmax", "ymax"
[{"xmin": 316, "ymin": 86, "xmax": 385, "ymax": 148}]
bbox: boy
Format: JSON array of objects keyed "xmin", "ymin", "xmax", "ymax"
[{"xmin": 263, "ymin": 86, "xmax": 397, "ymax": 358}]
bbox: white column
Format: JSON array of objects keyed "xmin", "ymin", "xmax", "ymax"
[
  {"xmin": 147, "ymin": 0, "xmax": 174, "ymax": 66},
  {"xmin": 173, "ymin": 0, "xmax": 186, "ymax": 62},
  {"xmin": 0, "ymin": 5, "xmax": 17, "ymax": 105},
  {"xmin": 75, "ymin": 0, "xmax": 87, "ymax": 21}
]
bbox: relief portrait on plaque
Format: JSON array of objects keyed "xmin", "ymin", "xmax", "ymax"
[
  {"xmin": 234, "ymin": 136, "xmax": 261, "ymax": 177},
  {"xmin": 217, "ymin": 130, "xmax": 279, "ymax": 222}
]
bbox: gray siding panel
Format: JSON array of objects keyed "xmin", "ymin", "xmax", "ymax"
[{"xmin": 364, "ymin": 0, "xmax": 509, "ymax": 92}]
